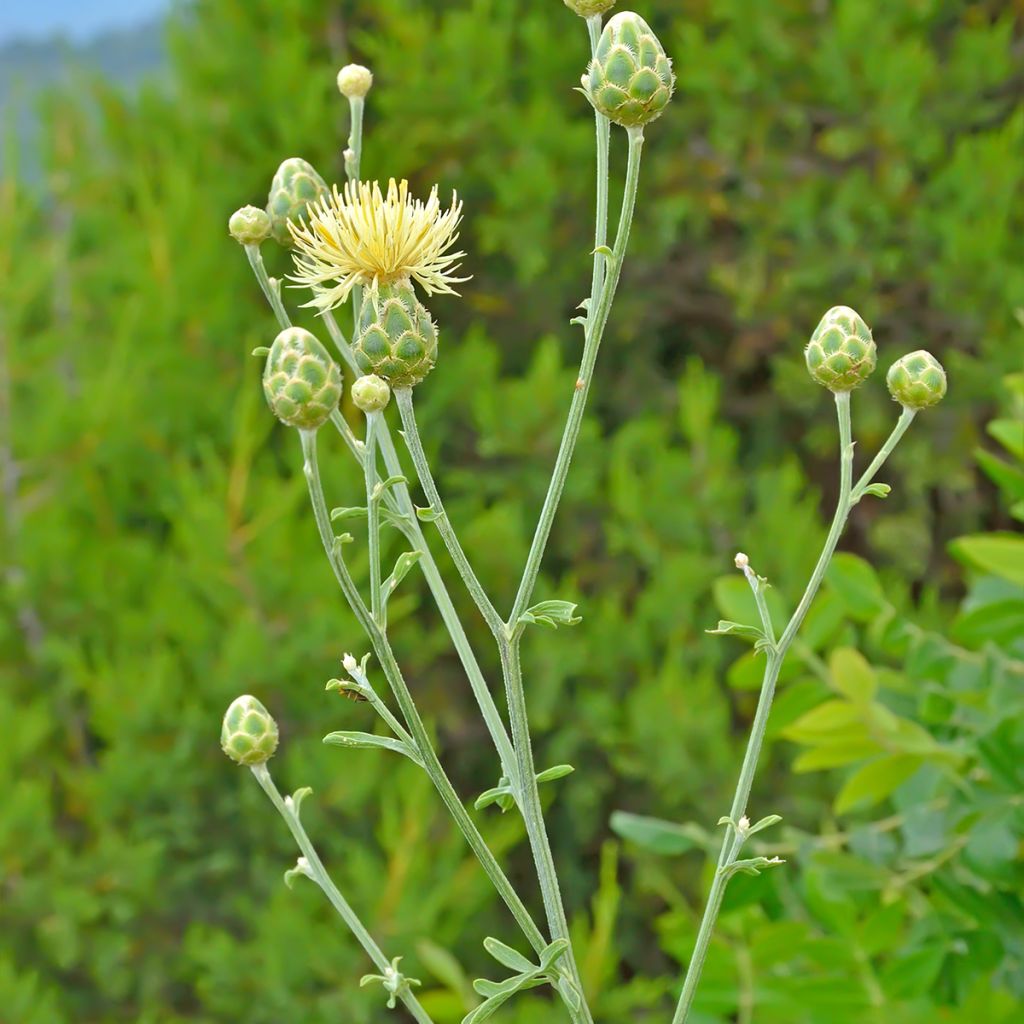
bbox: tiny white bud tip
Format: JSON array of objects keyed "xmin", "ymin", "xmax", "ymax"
[
  {"xmin": 734, "ymin": 552, "xmax": 749, "ymax": 569},
  {"xmin": 342, "ymin": 653, "xmax": 359, "ymax": 674},
  {"xmin": 738, "ymin": 816, "xmax": 750, "ymax": 832}
]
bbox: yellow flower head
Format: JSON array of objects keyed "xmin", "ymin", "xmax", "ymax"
[{"xmin": 289, "ymin": 178, "xmax": 468, "ymax": 311}]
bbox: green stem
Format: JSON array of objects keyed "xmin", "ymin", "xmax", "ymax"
[
  {"xmin": 346, "ymin": 96, "xmax": 365, "ymax": 182},
  {"xmin": 673, "ymin": 391, "xmax": 858, "ymax": 1024},
  {"xmin": 298, "ymin": 428, "xmax": 549, "ymax": 958},
  {"xmin": 319, "ymin": 310, "xmax": 518, "ymax": 779},
  {"xmin": 501, "ymin": 640, "xmax": 593, "ymax": 1024},
  {"xmin": 251, "ymin": 763, "xmax": 434, "ymax": 1024},
  {"xmin": 393, "ymin": 388, "xmax": 506, "ymax": 640},
  {"xmin": 246, "ymin": 244, "xmax": 290, "ymax": 328},
  {"xmin": 508, "ymin": 125, "xmax": 645, "ymax": 627},
  {"xmin": 364, "ymin": 411, "xmax": 383, "ymax": 624},
  {"xmin": 586, "ymin": 15, "xmax": 611, "ymax": 317},
  {"xmin": 850, "ymin": 406, "xmax": 916, "ymax": 505}
]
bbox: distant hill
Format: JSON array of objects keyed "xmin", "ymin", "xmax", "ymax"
[{"xmin": 0, "ymin": 17, "xmax": 167, "ymax": 176}]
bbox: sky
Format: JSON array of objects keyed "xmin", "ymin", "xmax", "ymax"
[{"xmin": 0, "ymin": 0, "xmax": 169, "ymax": 44}]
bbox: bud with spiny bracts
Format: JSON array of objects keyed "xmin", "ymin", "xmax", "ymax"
[
  {"xmin": 585, "ymin": 12, "xmax": 674, "ymax": 129},
  {"xmin": 228, "ymin": 205, "xmax": 271, "ymax": 246},
  {"xmin": 266, "ymin": 158, "xmax": 329, "ymax": 246},
  {"xmin": 565, "ymin": 0, "xmax": 618, "ymax": 17},
  {"xmin": 221, "ymin": 695, "xmax": 279, "ymax": 766},
  {"xmin": 351, "ymin": 374, "xmax": 391, "ymax": 413},
  {"xmin": 804, "ymin": 305, "xmax": 877, "ymax": 392},
  {"xmin": 353, "ymin": 281, "xmax": 438, "ymax": 389},
  {"xmin": 887, "ymin": 351, "xmax": 947, "ymax": 410},
  {"xmin": 262, "ymin": 327, "xmax": 342, "ymax": 430}
]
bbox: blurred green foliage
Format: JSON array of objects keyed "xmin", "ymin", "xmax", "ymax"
[{"xmin": 1, "ymin": 1, "xmax": 1022, "ymax": 1021}]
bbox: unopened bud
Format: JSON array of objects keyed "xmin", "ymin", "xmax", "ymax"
[
  {"xmin": 804, "ymin": 305, "xmax": 877, "ymax": 392},
  {"xmin": 351, "ymin": 374, "xmax": 391, "ymax": 413},
  {"xmin": 228, "ymin": 205, "xmax": 271, "ymax": 246},
  {"xmin": 886, "ymin": 351, "xmax": 947, "ymax": 410},
  {"xmin": 221, "ymin": 695, "xmax": 279, "ymax": 766},
  {"xmin": 263, "ymin": 327, "xmax": 343, "ymax": 430},
  {"xmin": 734, "ymin": 552, "xmax": 749, "ymax": 569},
  {"xmin": 266, "ymin": 158, "xmax": 329, "ymax": 246},
  {"xmin": 337, "ymin": 63, "xmax": 373, "ymax": 99},
  {"xmin": 342, "ymin": 653, "xmax": 359, "ymax": 675},
  {"xmin": 584, "ymin": 12, "xmax": 675, "ymax": 129}
]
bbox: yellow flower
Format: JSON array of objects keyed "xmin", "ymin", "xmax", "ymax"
[{"xmin": 289, "ymin": 178, "xmax": 468, "ymax": 311}]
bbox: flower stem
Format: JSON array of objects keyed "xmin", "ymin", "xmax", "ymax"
[
  {"xmin": 298, "ymin": 428, "xmax": 550, "ymax": 959},
  {"xmin": 364, "ymin": 411, "xmax": 383, "ymax": 624},
  {"xmin": 347, "ymin": 97, "xmax": 365, "ymax": 182},
  {"xmin": 393, "ymin": 388, "xmax": 506, "ymax": 640},
  {"xmin": 850, "ymin": 406, "xmax": 916, "ymax": 505},
  {"xmin": 672, "ymin": 391, "xmax": 862, "ymax": 1024},
  {"xmin": 586, "ymin": 15, "xmax": 612, "ymax": 316},
  {"xmin": 508, "ymin": 125, "xmax": 645, "ymax": 627},
  {"xmin": 250, "ymin": 763, "xmax": 434, "ymax": 1024}
]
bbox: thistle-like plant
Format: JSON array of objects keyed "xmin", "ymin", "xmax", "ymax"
[{"xmin": 219, "ymin": 7, "xmax": 946, "ymax": 1022}]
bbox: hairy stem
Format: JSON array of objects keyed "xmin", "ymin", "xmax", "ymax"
[
  {"xmin": 509, "ymin": 125, "xmax": 645, "ymax": 626},
  {"xmin": 298, "ymin": 428, "xmax": 550, "ymax": 957},
  {"xmin": 502, "ymin": 640, "xmax": 593, "ymax": 1023},
  {"xmin": 251, "ymin": 763, "xmax": 434, "ymax": 1024}
]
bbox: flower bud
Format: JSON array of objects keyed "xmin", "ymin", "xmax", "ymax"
[
  {"xmin": 263, "ymin": 327, "xmax": 343, "ymax": 430},
  {"xmin": 266, "ymin": 158, "xmax": 329, "ymax": 246},
  {"xmin": 337, "ymin": 63, "xmax": 373, "ymax": 99},
  {"xmin": 221, "ymin": 695, "xmax": 279, "ymax": 766},
  {"xmin": 564, "ymin": 0, "xmax": 618, "ymax": 16},
  {"xmin": 804, "ymin": 305, "xmax": 877, "ymax": 392},
  {"xmin": 351, "ymin": 374, "xmax": 391, "ymax": 413},
  {"xmin": 228, "ymin": 205, "xmax": 271, "ymax": 246},
  {"xmin": 585, "ymin": 12, "xmax": 674, "ymax": 129},
  {"xmin": 353, "ymin": 281, "xmax": 438, "ymax": 389},
  {"xmin": 886, "ymin": 351, "xmax": 947, "ymax": 409}
]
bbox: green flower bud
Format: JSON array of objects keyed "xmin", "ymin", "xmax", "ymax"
[
  {"xmin": 886, "ymin": 350, "xmax": 947, "ymax": 410},
  {"xmin": 351, "ymin": 374, "xmax": 391, "ymax": 413},
  {"xmin": 804, "ymin": 305, "xmax": 877, "ymax": 391},
  {"xmin": 564, "ymin": 0, "xmax": 618, "ymax": 17},
  {"xmin": 266, "ymin": 158, "xmax": 329, "ymax": 246},
  {"xmin": 221, "ymin": 695, "xmax": 279, "ymax": 766},
  {"xmin": 585, "ymin": 12, "xmax": 674, "ymax": 129},
  {"xmin": 353, "ymin": 281, "xmax": 438, "ymax": 389},
  {"xmin": 337, "ymin": 63, "xmax": 373, "ymax": 99},
  {"xmin": 263, "ymin": 327, "xmax": 342, "ymax": 430},
  {"xmin": 228, "ymin": 205, "xmax": 271, "ymax": 246}
]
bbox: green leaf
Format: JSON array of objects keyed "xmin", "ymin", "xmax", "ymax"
[
  {"xmin": 535, "ymin": 763, "xmax": 575, "ymax": 784},
  {"xmin": 323, "ymin": 731, "xmax": 420, "ymax": 763},
  {"xmin": 707, "ymin": 619, "xmax": 766, "ymax": 644},
  {"xmin": 829, "ymin": 647, "xmax": 877, "ymax": 703},
  {"xmin": 834, "ymin": 754, "xmax": 922, "ymax": 813},
  {"xmin": 518, "ymin": 600, "xmax": 582, "ymax": 630},
  {"xmin": 861, "ymin": 482, "xmax": 891, "ymax": 499},
  {"xmin": 951, "ymin": 598, "xmax": 1024, "ymax": 648},
  {"xmin": 382, "ymin": 550, "xmax": 423, "ymax": 598},
  {"xmin": 482, "ymin": 937, "xmax": 535, "ymax": 974},
  {"xmin": 781, "ymin": 700, "xmax": 867, "ymax": 743},
  {"xmin": 415, "ymin": 505, "xmax": 442, "ymax": 522},
  {"xmin": 826, "ymin": 554, "xmax": 889, "ymax": 621},
  {"xmin": 948, "ymin": 533, "xmax": 1024, "ymax": 586},
  {"xmin": 609, "ymin": 811, "xmax": 707, "ymax": 855},
  {"xmin": 330, "ymin": 505, "xmax": 368, "ymax": 521},
  {"xmin": 537, "ymin": 938, "xmax": 570, "ymax": 971}
]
